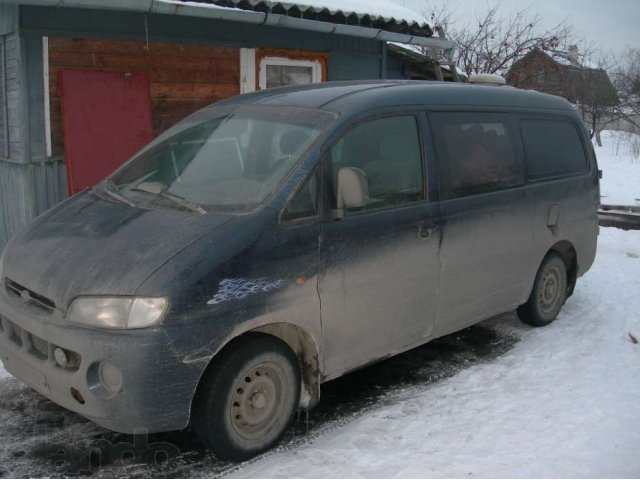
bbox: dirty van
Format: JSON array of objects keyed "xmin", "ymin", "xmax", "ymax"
[{"xmin": 0, "ymin": 80, "xmax": 599, "ymax": 461}]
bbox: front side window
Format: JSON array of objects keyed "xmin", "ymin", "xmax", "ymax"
[
  {"xmin": 431, "ymin": 112, "xmax": 523, "ymax": 199},
  {"xmin": 281, "ymin": 168, "xmax": 319, "ymax": 222},
  {"xmin": 109, "ymin": 106, "xmax": 336, "ymax": 212},
  {"xmin": 328, "ymin": 115, "xmax": 424, "ymax": 212},
  {"xmin": 520, "ymin": 119, "xmax": 588, "ymax": 180}
]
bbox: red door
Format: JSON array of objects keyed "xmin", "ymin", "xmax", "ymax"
[{"xmin": 60, "ymin": 70, "xmax": 153, "ymax": 194}]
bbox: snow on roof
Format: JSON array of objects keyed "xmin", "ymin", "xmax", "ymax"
[
  {"xmin": 181, "ymin": 0, "xmax": 427, "ymax": 26},
  {"xmin": 269, "ymin": 0, "xmax": 425, "ymax": 24},
  {"xmin": 549, "ymin": 51, "xmax": 600, "ymax": 70},
  {"xmin": 440, "ymin": 63, "xmax": 468, "ymax": 77}
]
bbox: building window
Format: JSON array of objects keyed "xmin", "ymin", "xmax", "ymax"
[
  {"xmin": 259, "ymin": 58, "xmax": 322, "ymax": 89},
  {"xmin": 533, "ymin": 71, "xmax": 546, "ymax": 84}
]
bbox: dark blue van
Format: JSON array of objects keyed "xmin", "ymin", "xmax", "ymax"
[{"xmin": 0, "ymin": 80, "xmax": 599, "ymax": 460}]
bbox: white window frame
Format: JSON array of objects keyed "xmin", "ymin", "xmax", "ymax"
[
  {"xmin": 258, "ymin": 57, "xmax": 322, "ymax": 90},
  {"xmin": 43, "ymin": 36, "xmax": 52, "ymax": 157},
  {"xmin": 239, "ymin": 48, "xmax": 256, "ymax": 94}
]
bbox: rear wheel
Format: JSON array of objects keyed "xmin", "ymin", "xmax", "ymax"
[
  {"xmin": 518, "ymin": 252, "xmax": 568, "ymax": 327},
  {"xmin": 193, "ymin": 335, "xmax": 300, "ymax": 462}
]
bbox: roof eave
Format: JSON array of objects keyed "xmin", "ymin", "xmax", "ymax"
[{"xmin": 3, "ymin": 0, "xmax": 453, "ymax": 49}]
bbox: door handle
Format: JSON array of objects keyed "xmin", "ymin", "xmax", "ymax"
[{"xmin": 416, "ymin": 224, "xmax": 435, "ymax": 240}]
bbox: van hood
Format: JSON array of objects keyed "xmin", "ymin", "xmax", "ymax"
[{"xmin": 1, "ymin": 191, "xmax": 234, "ymax": 310}]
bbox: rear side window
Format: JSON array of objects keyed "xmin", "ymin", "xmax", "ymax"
[
  {"xmin": 520, "ymin": 119, "xmax": 588, "ymax": 180},
  {"xmin": 431, "ymin": 112, "xmax": 523, "ymax": 200}
]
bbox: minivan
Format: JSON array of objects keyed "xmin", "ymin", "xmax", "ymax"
[{"xmin": 0, "ymin": 80, "xmax": 599, "ymax": 461}]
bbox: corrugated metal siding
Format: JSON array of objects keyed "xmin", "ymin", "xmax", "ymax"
[
  {"xmin": 0, "ymin": 37, "xmax": 7, "ymax": 159},
  {"xmin": 5, "ymin": 33, "xmax": 21, "ymax": 161},
  {"xmin": 32, "ymin": 159, "xmax": 67, "ymax": 215},
  {"xmin": 0, "ymin": 159, "xmax": 65, "ymax": 250},
  {"xmin": 0, "ymin": 4, "xmax": 18, "ymax": 36},
  {"xmin": 0, "ymin": 161, "xmax": 35, "ymax": 250},
  {"xmin": 385, "ymin": 53, "xmax": 406, "ymax": 79},
  {"xmin": 0, "ymin": 34, "xmax": 21, "ymax": 161},
  {"xmin": 328, "ymin": 51, "xmax": 382, "ymax": 80}
]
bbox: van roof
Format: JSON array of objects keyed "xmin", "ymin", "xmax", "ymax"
[{"xmin": 217, "ymin": 80, "xmax": 575, "ymax": 113}]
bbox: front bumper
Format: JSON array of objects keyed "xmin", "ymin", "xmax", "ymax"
[{"xmin": 0, "ymin": 286, "xmax": 205, "ymax": 434}]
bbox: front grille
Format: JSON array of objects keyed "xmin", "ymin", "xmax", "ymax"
[
  {"xmin": 5, "ymin": 279, "xmax": 56, "ymax": 313},
  {"xmin": 0, "ymin": 315, "xmax": 81, "ymax": 371},
  {"xmin": 31, "ymin": 333, "xmax": 49, "ymax": 359},
  {"xmin": 7, "ymin": 322, "xmax": 22, "ymax": 347}
]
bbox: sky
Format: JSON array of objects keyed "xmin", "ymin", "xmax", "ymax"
[{"xmin": 392, "ymin": 0, "xmax": 640, "ymax": 57}]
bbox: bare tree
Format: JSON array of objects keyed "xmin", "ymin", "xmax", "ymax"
[
  {"xmin": 422, "ymin": 2, "xmax": 580, "ymax": 77},
  {"xmin": 572, "ymin": 55, "xmax": 619, "ymax": 144},
  {"xmin": 612, "ymin": 47, "xmax": 640, "ymax": 131}
]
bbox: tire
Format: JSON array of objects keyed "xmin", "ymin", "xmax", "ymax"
[
  {"xmin": 517, "ymin": 252, "xmax": 568, "ymax": 327},
  {"xmin": 192, "ymin": 334, "xmax": 300, "ymax": 462}
]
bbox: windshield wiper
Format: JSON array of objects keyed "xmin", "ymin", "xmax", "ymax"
[
  {"xmin": 102, "ymin": 179, "xmax": 136, "ymax": 207},
  {"xmin": 131, "ymin": 182, "xmax": 206, "ymax": 214}
]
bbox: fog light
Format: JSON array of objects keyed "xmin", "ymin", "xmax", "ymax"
[
  {"xmin": 99, "ymin": 361, "xmax": 123, "ymax": 393},
  {"xmin": 54, "ymin": 347, "xmax": 68, "ymax": 367}
]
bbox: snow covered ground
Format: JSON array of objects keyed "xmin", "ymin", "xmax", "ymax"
[{"xmin": 597, "ymin": 130, "xmax": 640, "ymax": 206}]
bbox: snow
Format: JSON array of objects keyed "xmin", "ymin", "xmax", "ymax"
[
  {"xmin": 162, "ymin": 0, "xmax": 425, "ymax": 24},
  {"xmin": 0, "ymin": 361, "xmax": 8, "ymax": 380},
  {"xmin": 258, "ymin": 0, "xmax": 425, "ymax": 23},
  {"xmin": 157, "ymin": 0, "xmax": 247, "ymax": 13},
  {"xmin": 231, "ymin": 227, "xmax": 640, "ymax": 478},
  {"xmin": 596, "ymin": 130, "xmax": 640, "ymax": 206}
]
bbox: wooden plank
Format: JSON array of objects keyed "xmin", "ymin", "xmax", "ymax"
[
  {"xmin": 149, "ymin": 82, "xmax": 238, "ymax": 100},
  {"xmin": 47, "ymin": 37, "xmax": 245, "ymax": 153},
  {"xmin": 48, "ymin": 51, "xmax": 240, "ymax": 72},
  {"xmin": 49, "ymin": 67, "xmax": 238, "ymax": 90},
  {"xmin": 48, "ymin": 37, "xmax": 238, "ymax": 59}
]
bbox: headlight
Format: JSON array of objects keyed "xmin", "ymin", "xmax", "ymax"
[{"xmin": 67, "ymin": 297, "xmax": 168, "ymax": 329}]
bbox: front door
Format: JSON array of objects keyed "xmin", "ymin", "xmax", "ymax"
[
  {"xmin": 60, "ymin": 70, "xmax": 153, "ymax": 194},
  {"xmin": 318, "ymin": 113, "xmax": 442, "ymax": 379}
]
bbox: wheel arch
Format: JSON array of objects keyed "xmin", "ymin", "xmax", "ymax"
[
  {"xmin": 548, "ymin": 240, "xmax": 578, "ymax": 297},
  {"xmin": 190, "ymin": 322, "xmax": 321, "ymax": 422}
]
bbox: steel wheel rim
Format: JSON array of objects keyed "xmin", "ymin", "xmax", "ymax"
[
  {"xmin": 538, "ymin": 264, "xmax": 562, "ymax": 314},
  {"xmin": 229, "ymin": 362, "xmax": 287, "ymax": 440}
]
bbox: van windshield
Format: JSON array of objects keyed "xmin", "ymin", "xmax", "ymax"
[{"xmin": 108, "ymin": 105, "xmax": 336, "ymax": 213}]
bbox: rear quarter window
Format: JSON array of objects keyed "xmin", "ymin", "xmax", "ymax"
[{"xmin": 520, "ymin": 119, "xmax": 588, "ymax": 180}]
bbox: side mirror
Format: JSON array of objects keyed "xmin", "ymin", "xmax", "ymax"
[{"xmin": 334, "ymin": 167, "xmax": 368, "ymax": 218}]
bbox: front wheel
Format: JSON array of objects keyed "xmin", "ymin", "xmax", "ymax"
[
  {"xmin": 518, "ymin": 252, "xmax": 568, "ymax": 327},
  {"xmin": 193, "ymin": 335, "xmax": 301, "ymax": 461}
]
